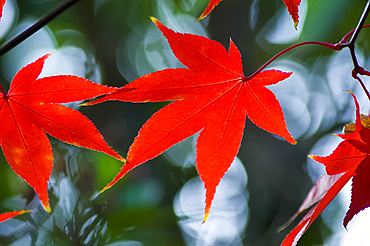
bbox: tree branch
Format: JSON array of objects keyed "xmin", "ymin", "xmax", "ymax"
[{"xmin": 0, "ymin": 0, "xmax": 81, "ymax": 56}]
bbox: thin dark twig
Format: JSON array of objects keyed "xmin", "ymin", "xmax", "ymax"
[
  {"xmin": 344, "ymin": 0, "xmax": 370, "ymax": 99},
  {"xmin": 0, "ymin": 0, "xmax": 81, "ymax": 56},
  {"xmin": 353, "ymin": 71, "xmax": 370, "ymax": 101},
  {"xmin": 348, "ymin": 0, "xmax": 370, "ymax": 46},
  {"xmin": 340, "ymin": 0, "xmax": 370, "ymax": 72}
]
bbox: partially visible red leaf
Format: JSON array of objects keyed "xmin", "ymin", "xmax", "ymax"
[
  {"xmin": 0, "ymin": 210, "xmax": 31, "ymax": 223},
  {"xmin": 0, "ymin": 0, "xmax": 5, "ymax": 19},
  {"xmin": 281, "ymin": 170, "xmax": 355, "ymax": 246},
  {"xmin": 197, "ymin": 0, "xmax": 223, "ymax": 21},
  {"xmin": 281, "ymin": 91, "xmax": 370, "ymax": 245},
  {"xmin": 278, "ymin": 173, "xmax": 342, "ymax": 232},
  {"xmin": 281, "ymin": 0, "xmax": 301, "ymax": 28},
  {"xmin": 344, "ymin": 156, "xmax": 370, "ymax": 227},
  {"xmin": 198, "ymin": 0, "xmax": 302, "ymax": 27},
  {"xmin": 0, "ymin": 54, "xmax": 123, "ymax": 212},
  {"xmin": 310, "ymin": 141, "xmax": 367, "ymax": 175},
  {"xmin": 90, "ymin": 17, "xmax": 295, "ymax": 220}
]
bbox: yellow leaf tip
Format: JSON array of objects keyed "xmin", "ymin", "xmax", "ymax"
[
  {"xmin": 44, "ymin": 205, "xmax": 51, "ymax": 213},
  {"xmin": 288, "ymin": 137, "xmax": 297, "ymax": 145},
  {"xmin": 202, "ymin": 211, "xmax": 209, "ymax": 223},
  {"xmin": 294, "ymin": 21, "xmax": 299, "ymax": 30},
  {"xmin": 98, "ymin": 186, "xmax": 109, "ymax": 195},
  {"xmin": 195, "ymin": 15, "xmax": 205, "ymax": 22},
  {"xmin": 21, "ymin": 210, "xmax": 32, "ymax": 215},
  {"xmin": 149, "ymin": 16, "xmax": 158, "ymax": 24}
]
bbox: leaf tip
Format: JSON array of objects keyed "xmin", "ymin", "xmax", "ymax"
[
  {"xmin": 286, "ymin": 135, "xmax": 297, "ymax": 145},
  {"xmin": 98, "ymin": 185, "xmax": 110, "ymax": 195},
  {"xmin": 149, "ymin": 16, "xmax": 159, "ymax": 25},
  {"xmin": 20, "ymin": 210, "xmax": 32, "ymax": 215},
  {"xmin": 202, "ymin": 211, "xmax": 210, "ymax": 223},
  {"xmin": 195, "ymin": 15, "xmax": 205, "ymax": 22},
  {"xmin": 277, "ymin": 222, "xmax": 288, "ymax": 233},
  {"xmin": 294, "ymin": 21, "xmax": 299, "ymax": 30},
  {"xmin": 44, "ymin": 205, "xmax": 51, "ymax": 214}
]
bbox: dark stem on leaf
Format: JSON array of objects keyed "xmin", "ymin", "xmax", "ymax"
[
  {"xmin": 0, "ymin": 0, "xmax": 81, "ymax": 57},
  {"xmin": 348, "ymin": 0, "xmax": 370, "ymax": 46},
  {"xmin": 349, "ymin": 44, "xmax": 360, "ymax": 71},
  {"xmin": 344, "ymin": 0, "xmax": 370, "ymax": 72},
  {"xmin": 353, "ymin": 70, "xmax": 370, "ymax": 101}
]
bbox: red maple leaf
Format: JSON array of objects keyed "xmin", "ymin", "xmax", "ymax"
[
  {"xmin": 0, "ymin": 0, "xmax": 5, "ymax": 19},
  {"xmin": 281, "ymin": 0, "xmax": 301, "ymax": 28},
  {"xmin": 87, "ymin": 17, "xmax": 295, "ymax": 220},
  {"xmin": 281, "ymin": 92, "xmax": 370, "ymax": 246},
  {"xmin": 0, "ymin": 210, "xmax": 31, "ymax": 223},
  {"xmin": 0, "ymin": 54, "xmax": 123, "ymax": 212}
]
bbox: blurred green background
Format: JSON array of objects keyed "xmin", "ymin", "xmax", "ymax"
[{"xmin": 0, "ymin": 0, "xmax": 369, "ymax": 245}]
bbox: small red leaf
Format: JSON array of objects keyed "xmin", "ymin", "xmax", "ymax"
[
  {"xmin": 0, "ymin": 210, "xmax": 31, "ymax": 223},
  {"xmin": 281, "ymin": 170, "xmax": 355, "ymax": 246},
  {"xmin": 278, "ymin": 173, "xmax": 342, "ymax": 232},
  {"xmin": 0, "ymin": 54, "xmax": 123, "ymax": 211},
  {"xmin": 91, "ymin": 17, "xmax": 295, "ymax": 220}
]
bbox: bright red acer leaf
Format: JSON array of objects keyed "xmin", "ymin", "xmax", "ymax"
[
  {"xmin": 281, "ymin": 0, "xmax": 301, "ymax": 28},
  {"xmin": 0, "ymin": 54, "xmax": 123, "ymax": 212},
  {"xmin": 0, "ymin": 210, "xmax": 31, "ymax": 223},
  {"xmin": 88, "ymin": 17, "xmax": 295, "ymax": 220},
  {"xmin": 197, "ymin": 0, "xmax": 222, "ymax": 21},
  {"xmin": 281, "ymin": 92, "xmax": 370, "ymax": 246}
]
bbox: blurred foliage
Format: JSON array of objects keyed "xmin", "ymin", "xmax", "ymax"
[{"xmin": 0, "ymin": 0, "xmax": 369, "ymax": 245}]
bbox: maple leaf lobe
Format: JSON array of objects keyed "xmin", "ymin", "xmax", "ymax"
[{"xmin": 344, "ymin": 157, "xmax": 370, "ymax": 228}]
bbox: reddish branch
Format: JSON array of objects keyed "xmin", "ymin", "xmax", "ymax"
[{"xmin": 246, "ymin": 0, "xmax": 370, "ymax": 99}]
